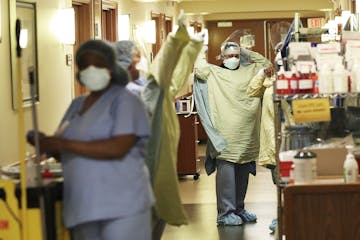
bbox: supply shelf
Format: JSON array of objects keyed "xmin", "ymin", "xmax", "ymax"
[
  {"xmin": 273, "ymin": 89, "xmax": 360, "ymax": 239},
  {"xmin": 273, "ymin": 92, "xmax": 360, "ymax": 101}
]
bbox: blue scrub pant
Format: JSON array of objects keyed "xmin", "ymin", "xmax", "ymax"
[
  {"xmin": 216, "ymin": 159, "xmax": 250, "ymax": 219},
  {"xmin": 71, "ymin": 209, "xmax": 151, "ymax": 240}
]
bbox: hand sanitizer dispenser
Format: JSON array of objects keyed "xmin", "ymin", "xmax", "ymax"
[{"xmin": 344, "ymin": 145, "xmax": 359, "ymax": 183}]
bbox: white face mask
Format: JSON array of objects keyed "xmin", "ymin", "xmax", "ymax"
[
  {"xmin": 223, "ymin": 57, "xmax": 240, "ymax": 70},
  {"xmin": 79, "ymin": 66, "xmax": 111, "ymax": 91}
]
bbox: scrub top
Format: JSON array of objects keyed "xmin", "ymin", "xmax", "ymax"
[{"xmin": 59, "ymin": 84, "xmax": 154, "ymax": 228}]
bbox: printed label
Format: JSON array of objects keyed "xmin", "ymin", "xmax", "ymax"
[
  {"xmin": 290, "ymin": 80, "xmax": 298, "ymax": 89},
  {"xmin": 298, "ymin": 79, "xmax": 313, "ymax": 89},
  {"xmin": 276, "ymin": 80, "xmax": 288, "ymax": 89}
]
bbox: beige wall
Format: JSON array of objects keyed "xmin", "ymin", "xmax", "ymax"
[
  {"xmin": 117, "ymin": 0, "xmax": 177, "ymax": 29},
  {"xmin": 179, "ymin": 0, "xmax": 333, "ymax": 16},
  {"xmin": 0, "ymin": 0, "xmax": 73, "ymax": 167},
  {"xmin": 180, "ymin": 0, "xmax": 333, "ymax": 23},
  {"xmin": 116, "ymin": 0, "xmax": 178, "ymax": 58}
]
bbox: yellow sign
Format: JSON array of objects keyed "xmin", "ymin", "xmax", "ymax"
[{"xmin": 293, "ymin": 98, "xmax": 331, "ymax": 123}]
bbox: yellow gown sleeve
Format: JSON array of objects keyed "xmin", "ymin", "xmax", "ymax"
[
  {"xmin": 148, "ymin": 25, "xmax": 203, "ymax": 226},
  {"xmin": 246, "ymin": 73, "xmax": 267, "ymax": 97},
  {"xmin": 148, "ymin": 25, "xmax": 190, "ymax": 89},
  {"xmin": 170, "ymin": 38, "xmax": 204, "ymax": 96}
]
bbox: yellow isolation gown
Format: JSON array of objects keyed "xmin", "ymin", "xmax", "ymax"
[
  {"xmin": 195, "ymin": 51, "xmax": 270, "ymax": 164},
  {"xmin": 147, "ymin": 25, "xmax": 203, "ymax": 225}
]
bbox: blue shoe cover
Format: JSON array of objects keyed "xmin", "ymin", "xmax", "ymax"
[
  {"xmin": 269, "ymin": 218, "xmax": 277, "ymax": 232},
  {"xmin": 217, "ymin": 213, "xmax": 243, "ymax": 226},
  {"xmin": 237, "ymin": 209, "xmax": 257, "ymax": 222}
]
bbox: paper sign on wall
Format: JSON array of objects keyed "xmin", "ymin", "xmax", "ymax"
[{"xmin": 293, "ymin": 98, "xmax": 331, "ymax": 123}]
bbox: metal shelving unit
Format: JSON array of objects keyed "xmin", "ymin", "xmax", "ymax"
[{"xmin": 273, "ymin": 90, "xmax": 360, "ymax": 238}]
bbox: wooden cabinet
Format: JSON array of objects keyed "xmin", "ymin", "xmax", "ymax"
[
  {"xmin": 177, "ymin": 114, "xmax": 200, "ymax": 180},
  {"xmin": 283, "ymin": 178, "xmax": 360, "ymax": 240}
]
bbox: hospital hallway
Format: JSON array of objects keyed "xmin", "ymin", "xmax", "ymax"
[{"xmin": 162, "ymin": 144, "xmax": 277, "ymax": 240}]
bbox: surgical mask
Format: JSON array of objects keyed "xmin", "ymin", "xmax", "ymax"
[
  {"xmin": 223, "ymin": 57, "xmax": 240, "ymax": 70},
  {"xmin": 79, "ymin": 66, "xmax": 111, "ymax": 91}
]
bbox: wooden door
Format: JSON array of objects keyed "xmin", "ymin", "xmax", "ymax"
[
  {"xmin": 73, "ymin": 2, "xmax": 92, "ymax": 97},
  {"xmin": 102, "ymin": 1, "xmax": 118, "ymax": 42},
  {"xmin": 151, "ymin": 13, "xmax": 164, "ymax": 58},
  {"xmin": 151, "ymin": 13, "xmax": 173, "ymax": 59},
  {"xmin": 164, "ymin": 16, "xmax": 173, "ymax": 39}
]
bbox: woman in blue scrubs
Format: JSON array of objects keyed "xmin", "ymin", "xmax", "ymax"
[{"xmin": 28, "ymin": 40, "xmax": 154, "ymax": 240}]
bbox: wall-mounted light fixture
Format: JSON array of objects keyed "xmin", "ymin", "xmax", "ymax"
[
  {"xmin": 54, "ymin": 8, "xmax": 75, "ymax": 45},
  {"xmin": 19, "ymin": 29, "xmax": 28, "ymax": 48},
  {"xmin": 118, "ymin": 14, "xmax": 130, "ymax": 40},
  {"xmin": 141, "ymin": 20, "xmax": 156, "ymax": 44}
]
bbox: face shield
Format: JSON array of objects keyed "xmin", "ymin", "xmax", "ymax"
[
  {"xmin": 216, "ymin": 30, "xmax": 253, "ymax": 67},
  {"xmin": 222, "ymin": 42, "xmax": 240, "ymax": 56}
]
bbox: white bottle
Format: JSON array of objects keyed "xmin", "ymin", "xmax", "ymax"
[
  {"xmin": 333, "ymin": 62, "xmax": 348, "ymax": 93},
  {"xmin": 26, "ymin": 152, "xmax": 38, "ymax": 187},
  {"xmin": 298, "ymin": 66, "xmax": 313, "ymax": 92},
  {"xmin": 350, "ymin": 59, "xmax": 360, "ymax": 92},
  {"xmin": 318, "ymin": 64, "xmax": 333, "ymax": 94},
  {"xmin": 344, "ymin": 145, "xmax": 359, "ymax": 183}
]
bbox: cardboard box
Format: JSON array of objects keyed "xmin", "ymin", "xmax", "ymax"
[{"xmin": 310, "ymin": 147, "xmax": 347, "ymax": 176}]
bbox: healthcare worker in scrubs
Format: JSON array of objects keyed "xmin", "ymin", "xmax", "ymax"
[
  {"xmin": 114, "ymin": 40, "xmax": 147, "ymax": 97},
  {"xmin": 194, "ymin": 36, "xmax": 271, "ymax": 225},
  {"xmin": 27, "ymin": 40, "xmax": 154, "ymax": 240}
]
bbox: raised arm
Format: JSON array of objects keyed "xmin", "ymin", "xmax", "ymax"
[{"xmin": 247, "ymin": 66, "xmax": 275, "ymax": 97}]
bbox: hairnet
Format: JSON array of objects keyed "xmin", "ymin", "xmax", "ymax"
[
  {"xmin": 76, "ymin": 40, "xmax": 128, "ymax": 86},
  {"xmin": 217, "ymin": 30, "xmax": 245, "ymax": 61},
  {"xmin": 76, "ymin": 40, "xmax": 116, "ymax": 69},
  {"xmin": 113, "ymin": 40, "xmax": 137, "ymax": 69},
  {"xmin": 221, "ymin": 42, "xmax": 240, "ymax": 56}
]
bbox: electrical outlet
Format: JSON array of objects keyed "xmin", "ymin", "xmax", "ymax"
[{"xmin": 66, "ymin": 54, "xmax": 72, "ymax": 66}]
